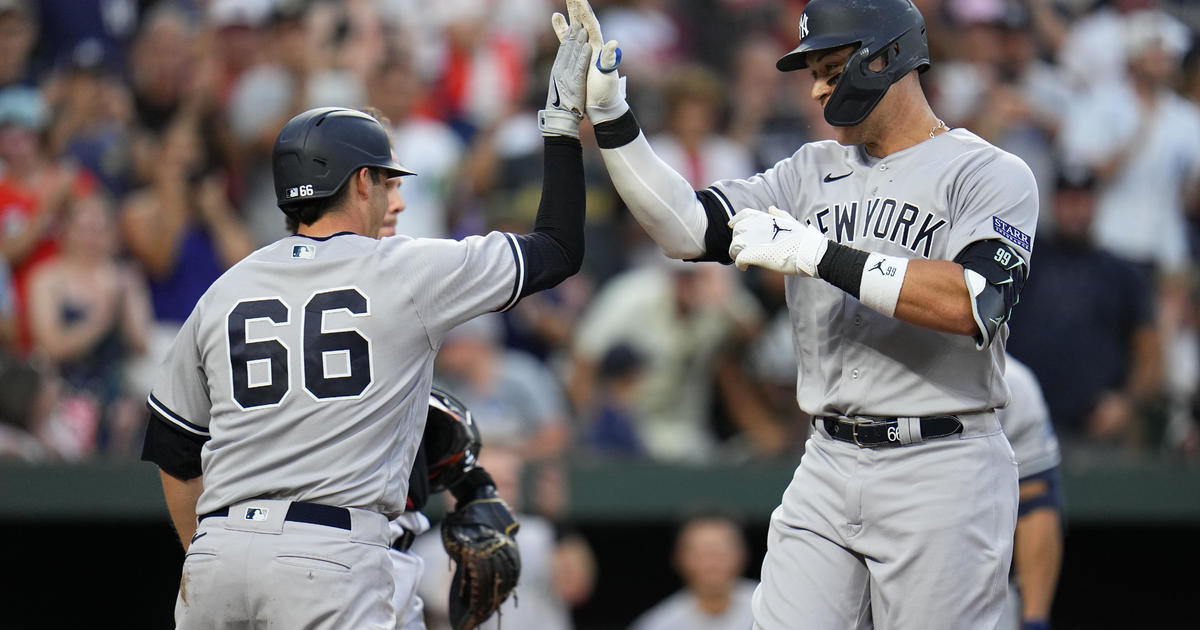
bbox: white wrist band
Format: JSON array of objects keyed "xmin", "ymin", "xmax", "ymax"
[{"xmin": 858, "ymin": 253, "xmax": 909, "ymax": 317}]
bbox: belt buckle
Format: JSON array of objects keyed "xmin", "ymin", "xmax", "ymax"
[{"xmin": 849, "ymin": 417, "xmax": 890, "ymax": 448}]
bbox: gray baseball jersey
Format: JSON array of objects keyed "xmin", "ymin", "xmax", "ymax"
[
  {"xmin": 998, "ymin": 355, "xmax": 1061, "ymax": 479},
  {"xmin": 707, "ymin": 129, "xmax": 1038, "ymax": 419},
  {"xmin": 148, "ymin": 231, "xmax": 525, "ymax": 516}
]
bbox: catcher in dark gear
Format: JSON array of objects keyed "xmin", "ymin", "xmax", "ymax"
[{"xmin": 390, "ymin": 386, "xmax": 521, "ymax": 630}]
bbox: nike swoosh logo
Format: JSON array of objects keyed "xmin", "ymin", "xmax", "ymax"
[
  {"xmin": 824, "ymin": 172, "xmax": 852, "ymax": 183},
  {"xmin": 552, "ymin": 83, "xmax": 562, "ymax": 108}
]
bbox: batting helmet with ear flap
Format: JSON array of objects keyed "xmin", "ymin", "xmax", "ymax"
[
  {"xmin": 272, "ymin": 107, "xmax": 415, "ymax": 210},
  {"xmin": 777, "ymin": 0, "xmax": 930, "ymax": 127}
]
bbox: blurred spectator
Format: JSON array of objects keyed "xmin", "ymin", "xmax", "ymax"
[
  {"xmin": 569, "ymin": 260, "xmax": 762, "ymax": 462},
  {"xmin": 120, "ymin": 116, "xmax": 253, "ymax": 329},
  {"xmin": 0, "ymin": 354, "xmax": 49, "ymax": 461},
  {"xmin": 370, "ymin": 54, "xmax": 464, "ymax": 239},
  {"xmin": 1057, "ymin": 0, "xmax": 1190, "ymax": 90},
  {"xmin": 1008, "ymin": 170, "xmax": 1163, "ymax": 455},
  {"xmin": 27, "ymin": 195, "xmax": 150, "ymax": 455},
  {"xmin": 126, "ymin": 5, "xmax": 197, "ymax": 135},
  {"xmin": 715, "ymin": 269, "xmax": 806, "ymax": 459},
  {"xmin": 119, "ymin": 115, "xmax": 254, "ymax": 399},
  {"xmin": 628, "ymin": 511, "xmax": 756, "ymax": 630},
  {"xmin": 1059, "ymin": 9, "xmax": 1200, "ymax": 274},
  {"xmin": 0, "ymin": 257, "xmax": 15, "ymax": 350},
  {"xmin": 0, "ymin": 86, "xmax": 97, "ymax": 353},
  {"xmin": 436, "ymin": 314, "xmax": 570, "ymax": 459},
  {"xmin": 435, "ymin": 313, "xmax": 570, "ymax": 515},
  {"xmin": 32, "ymin": 0, "xmax": 136, "ymax": 78},
  {"xmin": 951, "ymin": 4, "xmax": 1071, "ymax": 229},
  {"xmin": 0, "ymin": 0, "xmax": 37, "ymax": 89},
  {"xmin": 580, "ymin": 343, "xmax": 647, "ymax": 455},
  {"xmin": 43, "ymin": 40, "xmax": 134, "ymax": 197},
  {"xmin": 599, "ymin": 0, "xmax": 683, "ymax": 87},
  {"xmin": 726, "ymin": 34, "xmax": 819, "ymax": 171},
  {"xmin": 417, "ymin": 0, "xmax": 533, "ymax": 141},
  {"xmin": 649, "ymin": 65, "xmax": 753, "ymax": 189},
  {"xmin": 205, "ymin": 0, "xmax": 274, "ymax": 108},
  {"xmin": 228, "ymin": 0, "xmax": 368, "ymax": 244},
  {"xmin": 413, "ymin": 446, "xmax": 596, "ymax": 630}
]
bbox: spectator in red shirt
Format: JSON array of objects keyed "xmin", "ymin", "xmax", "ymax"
[{"xmin": 0, "ymin": 86, "xmax": 95, "ymax": 353}]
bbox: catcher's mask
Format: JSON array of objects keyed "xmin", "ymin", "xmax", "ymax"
[
  {"xmin": 776, "ymin": 0, "xmax": 931, "ymax": 127},
  {"xmin": 272, "ymin": 107, "xmax": 414, "ymax": 211}
]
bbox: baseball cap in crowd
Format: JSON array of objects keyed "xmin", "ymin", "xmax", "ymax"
[{"xmin": 0, "ymin": 87, "xmax": 48, "ymax": 131}]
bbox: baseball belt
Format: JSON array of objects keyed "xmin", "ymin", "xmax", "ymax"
[
  {"xmin": 200, "ymin": 501, "xmax": 352, "ymax": 530},
  {"xmin": 818, "ymin": 415, "xmax": 963, "ymax": 448}
]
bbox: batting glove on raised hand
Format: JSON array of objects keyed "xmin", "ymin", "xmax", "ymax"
[
  {"xmin": 538, "ymin": 6, "xmax": 592, "ymax": 138},
  {"xmin": 728, "ymin": 206, "xmax": 829, "ymax": 276},
  {"xmin": 571, "ymin": 0, "xmax": 628, "ymax": 124}
]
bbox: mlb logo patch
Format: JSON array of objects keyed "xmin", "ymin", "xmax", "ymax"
[
  {"xmin": 244, "ymin": 507, "xmax": 269, "ymax": 521},
  {"xmin": 992, "ymin": 217, "xmax": 1032, "ymax": 252},
  {"xmin": 292, "ymin": 245, "xmax": 315, "ymax": 259}
]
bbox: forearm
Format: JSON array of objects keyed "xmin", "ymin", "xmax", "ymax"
[
  {"xmin": 160, "ymin": 470, "xmax": 204, "ymax": 550},
  {"xmin": 816, "ymin": 243, "xmax": 977, "ymax": 336},
  {"xmin": 513, "ymin": 137, "xmax": 586, "ymax": 295},
  {"xmin": 594, "ymin": 111, "xmax": 709, "ymax": 259},
  {"xmin": 1014, "ymin": 509, "xmax": 1062, "ymax": 622},
  {"xmin": 892, "ymin": 260, "xmax": 978, "ymax": 336}
]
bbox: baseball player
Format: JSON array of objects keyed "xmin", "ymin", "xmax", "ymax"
[
  {"xmin": 390, "ymin": 386, "xmax": 520, "ymax": 630},
  {"xmin": 570, "ymin": 0, "xmax": 1037, "ymax": 627},
  {"xmin": 138, "ymin": 6, "xmax": 593, "ymax": 626},
  {"xmin": 997, "ymin": 356, "xmax": 1064, "ymax": 630}
]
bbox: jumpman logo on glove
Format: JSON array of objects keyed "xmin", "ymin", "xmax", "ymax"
[{"xmin": 772, "ymin": 219, "xmax": 793, "ymax": 240}]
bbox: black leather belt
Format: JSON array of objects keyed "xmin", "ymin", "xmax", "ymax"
[
  {"xmin": 391, "ymin": 528, "xmax": 416, "ymax": 552},
  {"xmin": 819, "ymin": 415, "xmax": 963, "ymax": 448},
  {"xmin": 200, "ymin": 501, "xmax": 352, "ymax": 530}
]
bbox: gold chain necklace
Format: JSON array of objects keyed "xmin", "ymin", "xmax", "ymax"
[{"xmin": 930, "ymin": 118, "xmax": 948, "ymax": 138}]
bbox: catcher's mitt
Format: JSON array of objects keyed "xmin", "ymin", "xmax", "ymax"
[{"xmin": 441, "ymin": 484, "xmax": 521, "ymax": 630}]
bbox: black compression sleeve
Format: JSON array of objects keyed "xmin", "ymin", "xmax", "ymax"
[
  {"xmin": 686, "ymin": 189, "xmax": 735, "ymax": 264},
  {"xmin": 816, "ymin": 241, "xmax": 871, "ymax": 299},
  {"xmin": 512, "ymin": 136, "xmax": 585, "ymax": 298},
  {"xmin": 141, "ymin": 415, "xmax": 205, "ymax": 480}
]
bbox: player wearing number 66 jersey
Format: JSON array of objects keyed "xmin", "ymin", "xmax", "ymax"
[{"xmin": 138, "ymin": 10, "xmax": 593, "ymax": 627}]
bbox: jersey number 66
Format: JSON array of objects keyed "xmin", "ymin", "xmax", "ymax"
[{"xmin": 227, "ymin": 288, "xmax": 372, "ymax": 409}]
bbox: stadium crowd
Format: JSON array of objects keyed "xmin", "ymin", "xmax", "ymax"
[{"xmin": 0, "ymin": 0, "xmax": 1197, "ymax": 475}]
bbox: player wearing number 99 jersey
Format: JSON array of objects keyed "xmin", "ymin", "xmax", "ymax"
[{"xmin": 138, "ymin": 91, "xmax": 588, "ymax": 629}]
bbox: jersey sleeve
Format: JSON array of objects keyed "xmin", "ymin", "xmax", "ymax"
[
  {"xmin": 146, "ymin": 308, "xmax": 212, "ymax": 439},
  {"xmin": 946, "ymin": 151, "xmax": 1039, "ymax": 263},
  {"xmin": 399, "ymin": 231, "xmax": 524, "ymax": 345},
  {"xmin": 1000, "ymin": 359, "xmax": 1061, "ymax": 479},
  {"xmin": 710, "ymin": 149, "xmax": 806, "ymax": 224}
]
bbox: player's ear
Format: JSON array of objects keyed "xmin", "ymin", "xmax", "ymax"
[{"xmin": 353, "ymin": 167, "xmax": 372, "ymax": 201}]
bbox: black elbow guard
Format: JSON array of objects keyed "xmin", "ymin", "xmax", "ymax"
[{"xmin": 954, "ymin": 239, "xmax": 1028, "ymax": 349}]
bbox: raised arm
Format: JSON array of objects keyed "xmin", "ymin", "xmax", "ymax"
[{"xmin": 573, "ymin": 0, "xmax": 712, "ymax": 260}]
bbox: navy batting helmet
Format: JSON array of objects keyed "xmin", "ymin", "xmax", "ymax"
[
  {"xmin": 777, "ymin": 0, "xmax": 930, "ymax": 127},
  {"xmin": 272, "ymin": 107, "xmax": 415, "ymax": 210}
]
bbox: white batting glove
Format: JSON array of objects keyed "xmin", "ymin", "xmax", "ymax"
[
  {"xmin": 571, "ymin": 0, "xmax": 628, "ymax": 124},
  {"xmin": 728, "ymin": 206, "xmax": 829, "ymax": 276},
  {"xmin": 538, "ymin": 8, "xmax": 592, "ymax": 138}
]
